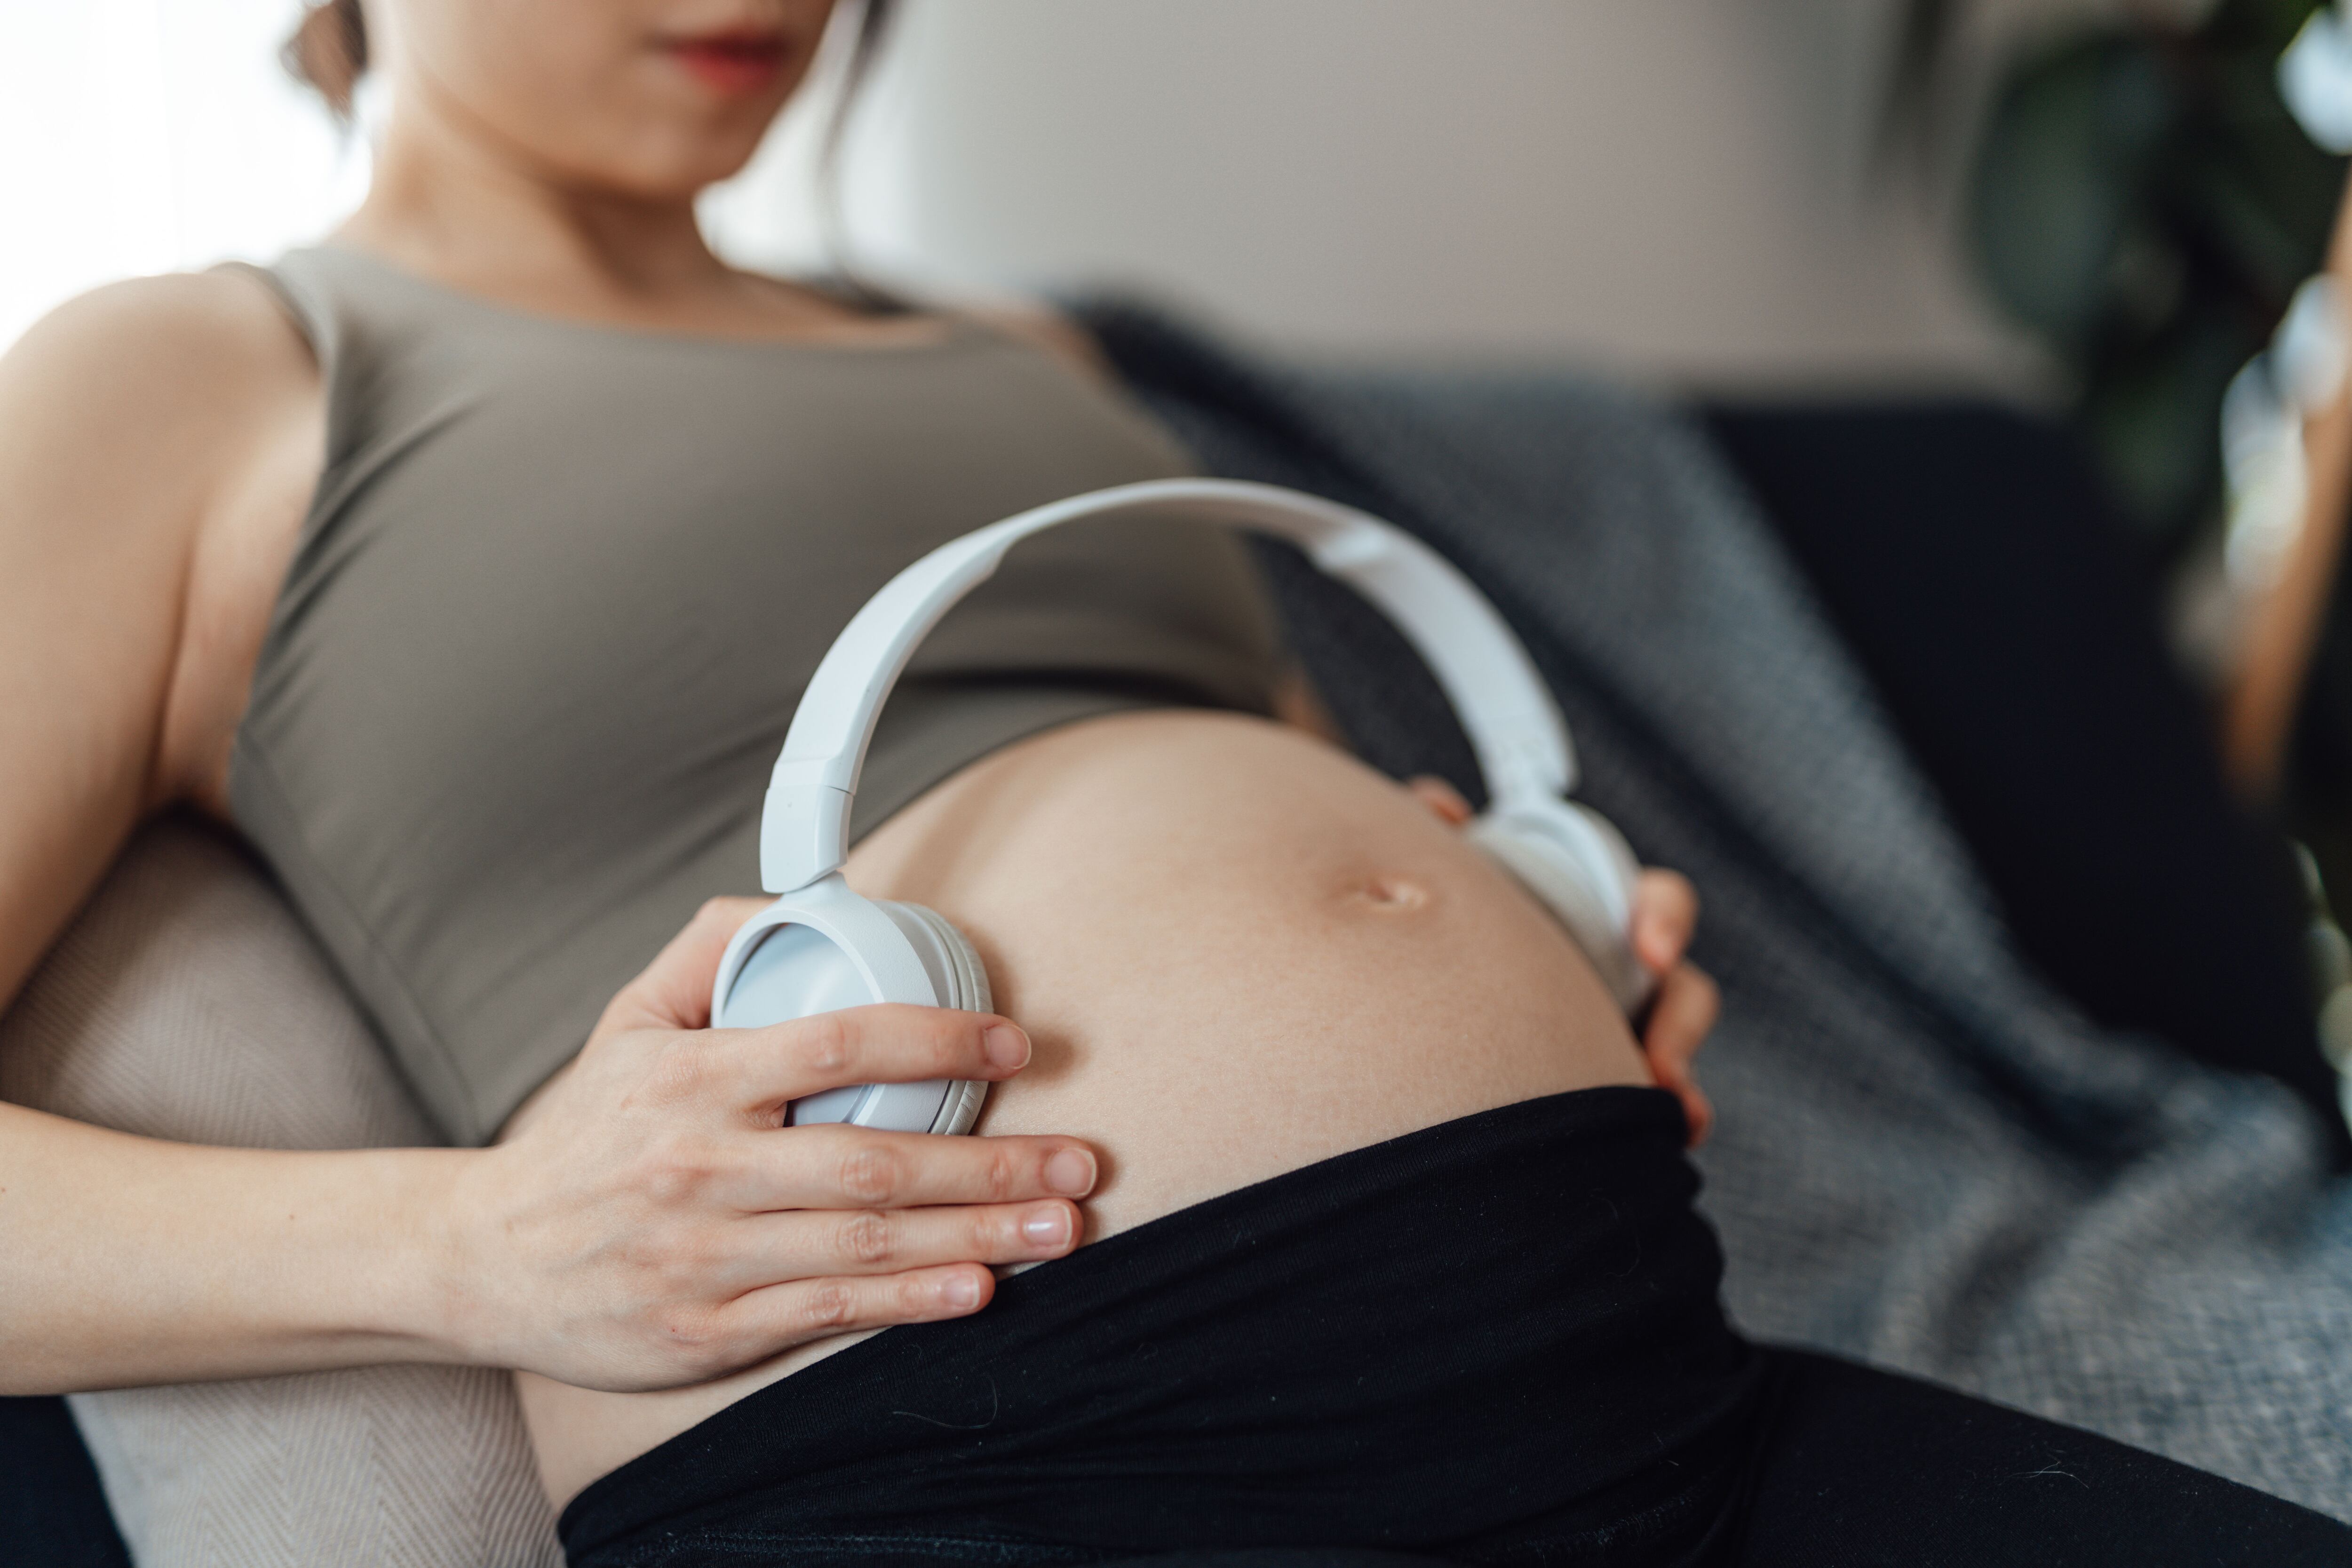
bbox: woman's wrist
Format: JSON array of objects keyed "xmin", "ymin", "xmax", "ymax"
[
  {"xmin": 412, "ymin": 1139, "xmax": 555, "ymax": 1373},
  {"xmin": 0, "ymin": 1106, "xmax": 497, "ymax": 1393},
  {"xmin": 187, "ymin": 1143, "xmax": 492, "ymax": 1378},
  {"xmin": 322, "ymin": 1145, "xmax": 495, "ymax": 1368}
]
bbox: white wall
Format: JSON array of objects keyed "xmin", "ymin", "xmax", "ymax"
[
  {"xmin": 0, "ymin": 0, "xmax": 366, "ymax": 352},
  {"xmin": 4, "ymin": 0, "xmax": 2139, "ymax": 385},
  {"xmin": 0, "ymin": 0, "xmax": 841, "ymax": 355},
  {"xmin": 837, "ymin": 0, "xmax": 2091, "ymax": 386}
]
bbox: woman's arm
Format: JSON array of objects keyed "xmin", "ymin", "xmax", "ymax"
[
  {"xmin": 0, "ymin": 276, "xmax": 257, "ymax": 1012},
  {"xmin": 4, "ymin": 920, "xmax": 1093, "ymax": 1394},
  {"xmin": 0, "ymin": 282, "xmax": 1095, "ymax": 1394}
]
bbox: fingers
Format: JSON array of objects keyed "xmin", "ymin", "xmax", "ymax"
[
  {"xmin": 745, "ymin": 1123, "xmax": 1099, "ymax": 1212},
  {"xmin": 724, "ymin": 1197, "xmax": 1083, "ymax": 1290},
  {"xmin": 608, "ymin": 896, "xmax": 772, "ymax": 1033},
  {"xmin": 1632, "ymin": 870, "xmax": 1713, "ymax": 1145},
  {"xmin": 723, "ymin": 1003, "xmax": 1035, "ymax": 1111},
  {"xmin": 720, "ymin": 1263, "xmax": 1003, "ymax": 1356},
  {"xmin": 1641, "ymin": 963, "xmax": 1719, "ymax": 1147},
  {"xmin": 1631, "ymin": 870, "xmax": 1699, "ymax": 976},
  {"xmin": 1405, "ymin": 775, "xmax": 1474, "ymax": 827}
]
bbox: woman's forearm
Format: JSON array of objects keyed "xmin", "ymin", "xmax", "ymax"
[
  {"xmin": 2, "ymin": 911, "xmax": 1097, "ymax": 1398},
  {"xmin": 0, "ymin": 1099, "xmax": 473, "ymax": 1393}
]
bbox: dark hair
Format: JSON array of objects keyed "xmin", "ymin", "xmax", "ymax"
[
  {"xmin": 281, "ymin": 0, "xmax": 898, "ymax": 152},
  {"xmin": 282, "ymin": 0, "xmax": 367, "ymax": 119}
]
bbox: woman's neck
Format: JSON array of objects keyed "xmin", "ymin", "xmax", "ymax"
[
  {"xmin": 329, "ymin": 81, "xmax": 923, "ymax": 343},
  {"xmin": 339, "ymin": 100, "xmax": 731, "ymax": 314}
]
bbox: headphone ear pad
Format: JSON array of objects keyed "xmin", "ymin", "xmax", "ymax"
[
  {"xmin": 877, "ymin": 901, "xmax": 993, "ymax": 1014},
  {"xmin": 874, "ymin": 901, "xmax": 993, "ymax": 1136},
  {"xmin": 1468, "ymin": 809, "xmax": 1652, "ymax": 1013}
]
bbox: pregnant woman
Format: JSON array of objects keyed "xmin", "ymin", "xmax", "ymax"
[{"xmin": 2, "ymin": 2, "xmax": 2340, "ymax": 1564}]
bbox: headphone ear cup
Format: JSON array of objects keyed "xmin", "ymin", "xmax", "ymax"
[
  {"xmin": 1468, "ymin": 807, "xmax": 1653, "ymax": 1013},
  {"xmin": 874, "ymin": 901, "xmax": 992, "ymax": 1136},
  {"xmin": 717, "ymin": 886, "xmax": 994, "ymax": 1137},
  {"xmin": 876, "ymin": 902, "xmax": 993, "ymax": 1014}
]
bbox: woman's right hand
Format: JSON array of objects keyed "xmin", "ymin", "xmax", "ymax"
[{"xmin": 437, "ymin": 897, "xmax": 1095, "ymax": 1393}]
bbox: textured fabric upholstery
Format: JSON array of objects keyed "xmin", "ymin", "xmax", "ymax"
[{"xmin": 0, "ymin": 817, "xmax": 559, "ymax": 1568}]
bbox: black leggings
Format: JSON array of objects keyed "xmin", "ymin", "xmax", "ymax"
[{"xmin": 559, "ymin": 1090, "xmax": 2345, "ymax": 1568}]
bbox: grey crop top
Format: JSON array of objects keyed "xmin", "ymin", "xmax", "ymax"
[{"xmin": 228, "ymin": 247, "xmax": 1282, "ymax": 1145}]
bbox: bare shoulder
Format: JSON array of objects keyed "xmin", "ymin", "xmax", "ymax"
[
  {"xmin": 0, "ymin": 267, "xmax": 319, "ymax": 593},
  {"xmin": 2, "ymin": 270, "xmax": 314, "ymax": 444},
  {"xmin": 0, "ymin": 268, "xmax": 323, "ymax": 812}
]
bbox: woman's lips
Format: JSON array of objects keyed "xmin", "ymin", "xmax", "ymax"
[{"xmin": 664, "ymin": 32, "xmax": 791, "ymax": 94}]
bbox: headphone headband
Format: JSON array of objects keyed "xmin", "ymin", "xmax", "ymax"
[{"xmin": 761, "ymin": 479, "xmax": 1576, "ymax": 893}]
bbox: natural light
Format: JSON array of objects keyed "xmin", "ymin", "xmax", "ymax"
[{"xmin": 0, "ymin": 0, "xmax": 851, "ymax": 356}]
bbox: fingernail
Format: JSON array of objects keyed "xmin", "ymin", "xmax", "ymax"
[
  {"xmin": 943, "ymin": 1273, "xmax": 982, "ymax": 1310},
  {"xmin": 1044, "ymin": 1148, "xmax": 1096, "ymax": 1195},
  {"xmin": 984, "ymin": 1024, "xmax": 1030, "ymax": 1071},
  {"xmin": 1021, "ymin": 1206, "xmax": 1073, "ymax": 1247}
]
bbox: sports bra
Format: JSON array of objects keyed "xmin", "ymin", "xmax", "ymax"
[{"xmin": 227, "ymin": 247, "xmax": 1282, "ymax": 1145}]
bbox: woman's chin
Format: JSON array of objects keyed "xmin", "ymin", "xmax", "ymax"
[
  {"xmin": 523, "ymin": 102, "xmax": 778, "ymax": 205},
  {"xmin": 577, "ymin": 141, "xmax": 768, "ymax": 202}
]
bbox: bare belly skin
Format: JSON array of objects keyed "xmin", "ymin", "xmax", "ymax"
[{"xmin": 517, "ymin": 709, "xmax": 1648, "ymax": 1505}]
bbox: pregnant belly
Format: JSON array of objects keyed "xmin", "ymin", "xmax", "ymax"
[{"xmin": 521, "ymin": 709, "xmax": 1648, "ymax": 1501}]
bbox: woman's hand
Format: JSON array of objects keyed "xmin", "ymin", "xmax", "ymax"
[
  {"xmin": 439, "ymin": 897, "xmax": 1097, "ymax": 1393},
  {"xmin": 1627, "ymin": 870, "xmax": 1718, "ymax": 1146},
  {"xmin": 1408, "ymin": 777, "xmax": 1719, "ymax": 1145}
]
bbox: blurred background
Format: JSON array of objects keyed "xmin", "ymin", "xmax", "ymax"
[
  {"xmin": 0, "ymin": 0, "xmax": 2224, "ymax": 383},
  {"xmin": 11, "ymin": 1, "xmax": 2338, "ymax": 532},
  {"xmin": 9, "ymin": 0, "xmax": 2352, "ymax": 837}
]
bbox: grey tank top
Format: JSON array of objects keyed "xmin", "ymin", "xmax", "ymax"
[{"xmin": 229, "ymin": 247, "xmax": 1281, "ymax": 1145}]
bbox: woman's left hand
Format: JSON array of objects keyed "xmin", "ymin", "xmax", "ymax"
[{"xmin": 1628, "ymin": 870, "xmax": 1718, "ymax": 1146}]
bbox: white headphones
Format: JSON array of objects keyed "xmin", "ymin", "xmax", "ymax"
[{"xmin": 712, "ymin": 479, "xmax": 1649, "ymax": 1135}]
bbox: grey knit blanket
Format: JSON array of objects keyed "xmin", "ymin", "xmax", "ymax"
[{"xmin": 1090, "ymin": 308, "xmax": 2352, "ymax": 1519}]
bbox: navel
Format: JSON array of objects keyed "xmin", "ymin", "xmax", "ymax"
[{"xmin": 1351, "ymin": 872, "xmax": 1432, "ymax": 914}]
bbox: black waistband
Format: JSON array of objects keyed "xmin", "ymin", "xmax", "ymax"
[{"xmin": 562, "ymin": 1088, "xmax": 1764, "ymax": 1568}]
